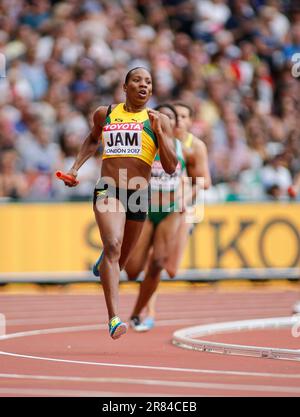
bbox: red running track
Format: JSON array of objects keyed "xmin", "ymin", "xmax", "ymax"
[{"xmin": 0, "ymin": 285, "xmax": 300, "ymax": 397}]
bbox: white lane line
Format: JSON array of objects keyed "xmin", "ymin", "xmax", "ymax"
[
  {"xmin": 0, "ymin": 320, "xmax": 189, "ymax": 340},
  {"xmin": 0, "ymin": 388, "xmax": 161, "ymax": 397},
  {"xmin": 0, "ymin": 314, "xmax": 5, "ymax": 336},
  {"xmin": 0, "ymin": 318, "xmax": 218, "ymax": 338},
  {"xmin": 0, "ymin": 324, "xmax": 102, "ymax": 340},
  {"xmin": 1, "ymin": 371, "xmax": 300, "ymax": 384},
  {"xmin": 4, "ymin": 316, "xmax": 105, "ymax": 326},
  {"xmin": 0, "ymin": 372, "xmax": 299, "ymax": 394},
  {"xmin": 0, "ymin": 388, "xmax": 205, "ymax": 397},
  {"xmin": 0, "ymin": 308, "xmax": 104, "ymax": 316},
  {"xmin": 1, "ymin": 350, "xmax": 300, "ymax": 380}
]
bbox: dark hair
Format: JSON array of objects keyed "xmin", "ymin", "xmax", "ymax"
[
  {"xmin": 173, "ymin": 101, "xmax": 194, "ymax": 118},
  {"xmin": 124, "ymin": 67, "xmax": 151, "ymax": 85},
  {"xmin": 155, "ymin": 103, "xmax": 178, "ymax": 125}
]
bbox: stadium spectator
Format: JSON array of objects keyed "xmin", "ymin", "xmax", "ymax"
[
  {"xmin": 0, "ymin": 148, "xmax": 29, "ymax": 200},
  {"xmin": 261, "ymin": 152, "xmax": 293, "ymax": 200},
  {"xmin": 0, "ymin": 0, "xmax": 299, "ymax": 202}
]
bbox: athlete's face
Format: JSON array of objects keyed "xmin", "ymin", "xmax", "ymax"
[
  {"xmin": 175, "ymin": 105, "xmax": 192, "ymax": 132},
  {"xmin": 159, "ymin": 107, "xmax": 177, "ymax": 131},
  {"xmin": 124, "ymin": 69, "xmax": 152, "ymax": 105}
]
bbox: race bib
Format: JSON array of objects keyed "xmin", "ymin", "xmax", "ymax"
[
  {"xmin": 103, "ymin": 123, "xmax": 143, "ymax": 156},
  {"xmin": 151, "ymin": 159, "xmax": 181, "ymax": 191}
]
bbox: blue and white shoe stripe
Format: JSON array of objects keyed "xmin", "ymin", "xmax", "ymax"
[{"xmin": 92, "ymin": 250, "xmax": 104, "ymax": 277}]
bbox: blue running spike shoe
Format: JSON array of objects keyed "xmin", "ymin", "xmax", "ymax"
[
  {"xmin": 92, "ymin": 250, "xmax": 104, "ymax": 277},
  {"xmin": 129, "ymin": 316, "xmax": 149, "ymax": 332},
  {"xmin": 109, "ymin": 316, "xmax": 128, "ymax": 340},
  {"xmin": 142, "ymin": 316, "xmax": 155, "ymax": 331}
]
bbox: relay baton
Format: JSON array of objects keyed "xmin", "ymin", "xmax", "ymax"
[
  {"xmin": 55, "ymin": 171, "xmax": 79, "ymax": 186},
  {"xmin": 288, "ymin": 186, "xmax": 297, "ymax": 199}
]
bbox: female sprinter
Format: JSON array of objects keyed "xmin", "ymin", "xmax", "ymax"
[
  {"xmin": 124, "ymin": 103, "xmax": 187, "ymax": 331},
  {"xmin": 126, "ymin": 102, "xmax": 211, "ymax": 331},
  {"xmin": 164, "ymin": 102, "xmax": 212, "ymax": 278},
  {"xmin": 59, "ymin": 67, "xmax": 177, "ymax": 339}
]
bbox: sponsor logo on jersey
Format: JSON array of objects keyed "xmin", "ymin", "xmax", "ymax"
[{"xmin": 103, "ymin": 123, "xmax": 143, "ymax": 155}]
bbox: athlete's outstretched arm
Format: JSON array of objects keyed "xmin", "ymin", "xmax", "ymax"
[
  {"xmin": 64, "ymin": 107, "xmax": 107, "ymax": 185},
  {"xmin": 148, "ymin": 109, "xmax": 178, "ymax": 175}
]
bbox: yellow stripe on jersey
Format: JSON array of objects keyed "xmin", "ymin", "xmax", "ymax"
[
  {"xmin": 101, "ymin": 103, "xmax": 158, "ymax": 167},
  {"xmin": 184, "ymin": 133, "xmax": 194, "ymax": 149}
]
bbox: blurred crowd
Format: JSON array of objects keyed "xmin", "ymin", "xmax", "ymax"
[{"xmin": 0, "ymin": 0, "xmax": 300, "ymax": 202}]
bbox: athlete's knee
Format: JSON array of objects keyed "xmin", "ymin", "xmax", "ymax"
[
  {"xmin": 166, "ymin": 267, "xmax": 177, "ymax": 279},
  {"xmin": 149, "ymin": 257, "xmax": 165, "ymax": 275},
  {"xmin": 103, "ymin": 237, "xmax": 122, "ymax": 260},
  {"xmin": 125, "ymin": 263, "xmax": 142, "ymax": 280},
  {"xmin": 126, "ymin": 268, "xmax": 141, "ymax": 281}
]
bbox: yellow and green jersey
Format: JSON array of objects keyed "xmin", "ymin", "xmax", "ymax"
[
  {"xmin": 101, "ymin": 103, "xmax": 158, "ymax": 167},
  {"xmin": 184, "ymin": 132, "xmax": 194, "ymax": 149}
]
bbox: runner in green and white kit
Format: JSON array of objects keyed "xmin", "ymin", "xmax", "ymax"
[
  {"xmin": 126, "ymin": 102, "xmax": 211, "ymax": 331},
  {"xmin": 125, "ymin": 104, "xmax": 186, "ymax": 331},
  {"xmin": 148, "ymin": 138, "xmax": 186, "ymax": 225}
]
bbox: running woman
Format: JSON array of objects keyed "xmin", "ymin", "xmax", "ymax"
[
  {"xmin": 124, "ymin": 103, "xmax": 186, "ymax": 330},
  {"xmin": 164, "ymin": 102, "xmax": 211, "ymax": 278},
  {"xmin": 127, "ymin": 101, "xmax": 211, "ymax": 331},
  {"xmin": 60, "ymin": 67, "xmax": 177, "ymax": 339}
]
